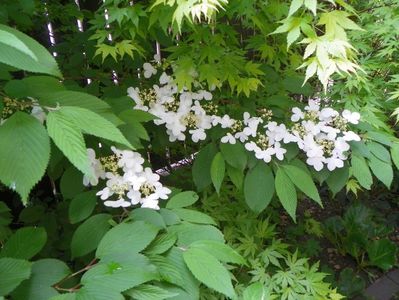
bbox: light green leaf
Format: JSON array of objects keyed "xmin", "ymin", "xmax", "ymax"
[
  {"xmin": 129, "ymin": 208, "xmax": 166, "ymax": 229},
  {"xmin": 171, "ymin": 208, "xmax": 216, "ymax": 225},
  {"xmin": 126, "ymin": 284, "xmax": 178, "ymax": 300},
  {"xmin": 367, "ymin": 239, "xmax": 396, "ymax": 271},
  {"xmin": 368, "ymin": 155, "xmax": 393, "ymax": 189},
  {"xmin": 210, "ymin": 152, "xmax": 225, "ymax": 194},
  {"xmin": 96, "ymin": 221, "xmax": 159, "ymax": 258},
  {"xmin": 351, "ymin": 155, "xmax": 372, "ymax": 190},
  {"xmin": 367, "ymin": 142, "xmax": 391, "ymax": 164},
  {"xmin": 288, "ymin": 0, "xmax": 304, "ymax": 16},
  {"xmin": 390, "ymin": 143, "xmax": 399, "ymax": 170},
  {"xmin": 192, "ymin": 143, "xmax": 217, "ymax": 191},
  {"xmin": 275, "ymin": 168, "xmax": 297, "ymax": 222},
  {"xmin": 69, "ymin": 191, "xmax": 97, "ymax": 224},
  {"xmin": 244, "ymin": 163, "xmax": 275, "ymax": 213},
  {"xmin": 169, "ymin": 224, "xmax": 224, "ymax": 246},
  {"xmin": 57, "ymin": 106, "xmax": 132, "ymax": 148},
  {"xmin": 166, "ymin": 191, "xmax": 199, "ymax": 209},
  {"xmin": 226, "ymin": 165, "xmax": 244, "ymax": 190},
  {"xmin": 0, "ymin": 258, "xmax": 31, "ymax": 296},
  {"xmin": 189, "ymin": 240, "xmax": 245, "ymax": 265},
  {"xmin": 183, "ymin": 248, "xmax": 235, "ymax": 298},
  {"xmin": 71, "ymin": 214, "xmax": 112, "ymax": 258},
  {"xmin": 0, "ymin": 227, "xmax": 47, "ymax": 260},
  {"xmin": 12, "ymin": 259, "xmax": 70, "ymax": 300},
  {"xmin": 0, "ymin": 25, "xmax": 61, "ymax": 77},
  {"xmin": 47, "ymin": 110, "xmax": 92, "ymax": 177},
  {"xmin": 283, "ymin": 164, "xmax": 321, "ymax": 206},
  {"xmin": 144, "ymin": 232, "xmax": 177, "ymax": 255},
  {"xmin": 0, "ymin": 112, "xmax": 50, "ymax": 203},
  {"xmin": 304, "ymin": 0, "xmax": 317, "ymax": 15},
  {"xmin": 220, "ymin": 142, "xmax": 247, "ymax": 171},
  {"xmin": 326, "ymin": 165, "xmax": 349, "ymax": 195},
  {"xmin": 243, "ymin": 282, "xmax": 272, "ymax": 300}
]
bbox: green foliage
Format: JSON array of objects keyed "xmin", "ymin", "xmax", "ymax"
[
  {"xmin": 210, "ymin": 152, "xmax": 225, "ymax": 194},
  {"xmin": 0, "ymin": 258, "xmax": 31, "ymax": 296},
  {"xmin": 275, "ymin": 168, "xmax": 297, "ymax": 222}
]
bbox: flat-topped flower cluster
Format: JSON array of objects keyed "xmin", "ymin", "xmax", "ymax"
[
  {"xmin": 127, "ymin": 59, "xmax": 362, "ymax": 172},
  {"xmin": 83, "ymin": 146, "xmax": 171, "ymax": 209}
]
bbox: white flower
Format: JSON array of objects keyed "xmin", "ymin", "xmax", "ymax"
[
  {"xmin": 218, "ymin": 114, "xmax": 235, "ymax": 128},
  {"xmin": 243, "ymin": 118, "xmax": 261, "ymax": 137},
  {"xmin": 83, "ymin": 148, "xmax": 105, "ymax": 186},
  {"xmin": 104, "ymin": 198, "xmax": 131, "ymax": 208},
  {"xmin": 305, "ymin": 99, "xmax": 320, "ymax": 112},
  {"xmin": 306, "ymin": 156, "xmax": 325, "ymax": 171},
  {"xmin": 291, "ymin": 107, "xmax": 304, "ymax": 122},
  {"xmin": 221, "ymin": 133, "xmax": 236, "ymax": 144},
  {"xmin": 127, "ymin": 87, "xmax": 141, "ymax": 103},
  {"xmin": 343, "ymin": 131, "xmax": 361, "ymax": 142},
  {"xmin": 159, "ymin": 72, "xmax": 171, "ymax": 85},
  {"xmin": 320, "ymin": 108, "xmax": 338, "ymax": 122},
  {"xmin": 111, "ymin": 147, "xmax": 144, "ymax": 173},
  {"xmin": 31, "ymin": 105, "xmax": 46, "ymax": 124},
  {"xmin": 254, "ymin": 148, "xmax": 275, "ymax": 163},
  {"xmin": 235, "ymin": 131, "xmax": 248, "ymax": 142},
  {"xmin": 342, "ymin": 109, "xmax": 360, "ymax": 124},
  {"xmin": 273, "ymin": 142, "xmax": 287, "ymax": 160},
  {"xmin": 143, "ymin": 62, "xmax": 157, "ymax": 78},
  {"xmin": 266, "ymin": 122, "xmax": 289, "ymax": 143},
  {"xmin": 190, "ymin": 128, "xmax": 206, "ymax": 142},
  {"xmin": 325, "ymin": 156, "xmax": 344, "ymax": 171}
]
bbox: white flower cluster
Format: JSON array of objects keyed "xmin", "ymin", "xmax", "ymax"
[
  {"xmin": 83, "ymin": 147, "xmax": 171, "ymax": 209},
  {"xmin": 128, "ymin": 57, "xmax": 218, "ymax": 143},
  {"xmin": 219, "ymin": 100, "xmax": 361, "ymax": 171},
  {"xmin": 127, "ymin": 60, "xmax": 362, "ymax": 172}
]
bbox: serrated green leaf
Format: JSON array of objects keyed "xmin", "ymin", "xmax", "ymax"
[
  {"xmin": 189, "ymin": 240, "xmax": 245, "ymax": 265},
  {"xmin": 367, "ymin": 142, "xmax": 391, "ymax": 164},
  {"xmin": 0, "ymin": 112, "xmax": 50, "ymax": 203},
  {"xmin": 210, "ymin": 152, "xmax": 225, "ymax": 194},
  {"xmin": 244, "ymin": 163, "xmax": 275, "ymax": 213},
  {"xmin": 12, "ymin": 259, "xmax": 70, "ymax": 300},
  {"xmin": 96, "ymin": 221, "xmax": 159, "ymax": 258},
  {"xmin": 166, "ymin": 191, "xmax": 199, "ymax": 209},
  {"xmin": 391, "ymin": 143, "xmax": 399, "ymax": 170},
  {"xmin": 192, "ymin": 143, "xmax": 217, "ymax": 191},
  {"xmin": 183, "ymin": 248, "xmax": 235, "ymax": 298},
  {"xmin": 0, "ymin": 25, "xmax": 61, "ymax": 77},
  {"xmin": 145, "ymin": 232, "xmax": 177, "ymax": 255},
  {"xmin": 368, "ymin": 155, "xmax": 393, "ymax": 189},
  {"xmin": 367, "ymin": 239, "xmax": 396, "ymax": 271},
  {"xmin": 71, "ymin": 214, "xmax": 112, "ymax": 258},
  {"xmin": 283, "ymin": 164, "xmax": 321, "ymax": 206},
  {"xmin": 326, "ymin": 165, "xmax": 349, "ymax": 195},
  {"xmin": 243, "ymin": 282, "xmax": 272, "ymax": 300},
  {"xmin": 148, "ymin": 255, "xmax": 183, "ymax": 287},
  {"xmin": 47, "ymin": 110, "xmax": 92, "ymax": 177},
  {"xmin": 351, "ymin": 155, "xmax": 372, "ymax": 190},
  {"xmin": 129, "ymin": 208, "xmax": 166, "ymax": 229},
  {"xmin": 288, "ymin": 0, "xmax": 304, "ymax": 16},
  {"xmin": 275, "ymin": 168, "xmax": 297, "ymax": 222},
  {"xmin": 226, "ymin": 165, "xmax": 244, "ymax": 190},
  {"xmin": 57, "ymin": 106, "xmax": 131, "ymax": 148},
  {"xmin": 169, "ymin": 224, "xmax": 224, "ymax": 246},
  {"xmin": 171, "ymin": 208, "xmax": 216, "ymax": 225},
  {"xmin": 69, "ymin": 191, "xmax": 98, "ymax": 224},
  {"xmin": 0, "ymin": 227, "xmax": 47, "ymax": 260},
  {"xmin": 0, "ymin": 258, "xmax": 31, "ymax": 296},
  {"xmin": 220, "ymin": 142, "xmax": 247, "ymax": 171},
  {"xmin": 125, "ymin": 284, "xmax": 178, "ymax": 300}
]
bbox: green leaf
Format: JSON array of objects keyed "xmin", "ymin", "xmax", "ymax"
[
  {"xmin": 171, "ymin": 208, "xmax": 216, "ymax": 225},
  {"xmin": 96, "ymin": 221, "xmax": 159, "ymax": 258},
  {"xmin": 226, "ymin": 165, "xmax": 244, "ymax": 190},
  {"xmin": 166, "ymin": 191, "xmax": 199, "ymax": 209},
  {"xmin": 192, "ymin": 143, "xmax": 217, "ymax": 191},
  {"xmin": 148, "ymin": 255, "xmax": 184, "ymax": 288},
  {"xmin": 367, "ymin": 239, "xmax": 397, "ymax": 271},
  {"xmin": 12, "ymin": 259, "xmax": 70, "ymax": 300},
  {"xmin": 0, "ymin": 227, "xmax": 47, "ymax": 260},
  {"xmin": 288, "ymin": 0, "xmax": 304, "ymax": 16},
  {"xmin": 275, "ymin": 168, "xmax": 297, "ymax": 222},
  {"xmin": 129, "ymin": 208, "xmax": 166, "ymax": 229},
  {"xmin": 118, "ymin": 109, "xmax": 156, "ymax": 123},
  {"xmin": 69, "ymin": 191, "xmax": 98, "ymax": 224},
  {"xmin": 145, "ymin": 232, "xmax": 177, "ymax": 255},
  {"xmin": 244, "ymin": 163, "xmax": 275, "ymax": 213},
  {"xmin": 169, "ymin": 224, "xmax": 224, "ymax": 246},
  {"xmin": 368, "ymin": 155, "xmax": 393, "ymax": 189},
  {"xmin": 4, "ymin": 76, "xmax": 65, "ymax": 99},
  {"xmin": 243, "ymin": 282, "xmax": 271, "ymax": 300},
  {"xmin": 304, "ymin": 0, "xmax": 317, "ymax": 15},
  {"xmin": 71, "ymin": 214, "xmax": 112, "ymax": 258},
  {"xmin": 57, "ymin": 106, "xmax": 131, "ymax": 148},
  {"xmin": 210, "ymin": 152, "xmax": 225, "ymax": 194},
  {"xmin": 367, "ymin": 142, "xmax": 391, "ymax": 164},
  {"xmin": 220, "ymin": 142, "xmax": 247, "ymax": 171},
  {"xmin": 326, "ymin": 165, "xmax": 349, "ymax": 195},
  {"xmin": 351, "ymin": 155, "xmax": 372, "ymax": 190},
  {"xmin": 183, "ymin": 248, "xmax": 235, "ymax": 298},
  {"xmin": 0, "ymin": 258, "xmax": 31, "ymax": 296},
  {"xmin": 0, "ymin": 112, "xmax": 50, "ymax": 203},
  {"xmin": 283, "ymin": 164, "xmax": 321, "ymax": 206},
  {"xmin": 60, "ymin": 166, "xmax": 85, "ymax": 200},
  {"xmin": 390, "ymin": 143, "xmax": 399, "ymax": 170},
  {"xmin": 0, "ymin": 25, "xmax": 61, "ymax": 77},
  {"xmin": 125, "ymin": 284, "xmax": 178, "ymax": 300},
  {"xmin": 47, "ymin": 110, "xmax": 92, "ymax": 177},
  {"xmin": 82, "ymin": 253, "xmax": 158, "ymax": 294},
  {"xmin": 189, "ymin": 240, "xmax": 245, "ymax": 265}
]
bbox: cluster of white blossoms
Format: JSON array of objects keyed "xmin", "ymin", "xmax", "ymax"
[
  {"xmin": 83, "ymin": 147, "xmax": 171, "ymax": 209},
  {"xmin": 219, "ymin": 100, "xmax": 361, "ymax": 171},
  {"xmin": 127, "ymin": 59, "xmax": 362, "ymax": 171}
]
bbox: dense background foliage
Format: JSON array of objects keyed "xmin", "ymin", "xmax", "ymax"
[{"xmin": 0, "ymin": 0, "xmax": 398, "ymax": 299}]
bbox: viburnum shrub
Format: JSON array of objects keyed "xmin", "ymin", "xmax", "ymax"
[{"xmin": 0, "ymin": 0, "xmax": 398, "ymax": 299}]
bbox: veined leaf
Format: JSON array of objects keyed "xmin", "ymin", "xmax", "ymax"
[
  {"xmin": 0, "ymin": 112, "xmax": 50, "ymax": 203},
  {"xmin": 183, "ymin": 248, "xmax": 235, "ymax": 298},
  {"xmin": 189, "ymin": 240, "xmax": 245, "ymax": 265},
  {"xmin": 210, "ymin": 152, "xmax": 225, "ymax": 194},
  {"xmin": 368, "ymin": 155, "xmax": 393, "ymax": 189},
  {"xmin": 166, "ymin": 191, "xmax": 199, "ymax": 209},
  {"xmin": 351, "ymin": 155, "xmax": 372, "ymax": 190},
  {"xmin": 275, "ymin": 168, "xmax": 297, "ymax": 222},
  {"xmin": 0, "ymin": 258, "xmax": 31, "ymax": 296}
]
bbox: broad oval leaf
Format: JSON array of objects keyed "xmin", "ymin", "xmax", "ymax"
[
  {"xmin": 0, "ymin": 258, "xmax": 31, "ymax": 296},
  {"xmin": 367, "ymin": 239, "xmax": 396, "ymax": 271},
  {"xmin": 368, "ymin": 155, "xmax": 393, "ymax": 189},
  {"xmin": 189, "ymin": 240, "xmax": 245, "ymax": 265},
  {"xmin": 0, "ymin": 112, "xmax": 50, "ymax": 203},
  {"xmin": 69, "ymin": 191, "xmax": 98, "ymax": 224},
  {"xmin": 166, "ymin": 191, "xmax": 199, "ymax": 209},
  {"xmin": 244, "ymin": 163, "xmax": 275, "ymax": 213},
  {"xmin": 220, "ymin": 142, "xmax": 247, "ymax": 171},
  {"xmin": 351, "ymin": 155, "xmax": 373, "ymax": 190},
  {"xmin": 210, "ymin": 152, "xmax": 225, "ymax": 194},
  {"xmin": 275, "ymin": 168, "xmax": 297, "ymax": 222},
  {"xmin": 183, "ymin": 248, "xmax": 235, "ymax": 298}
]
